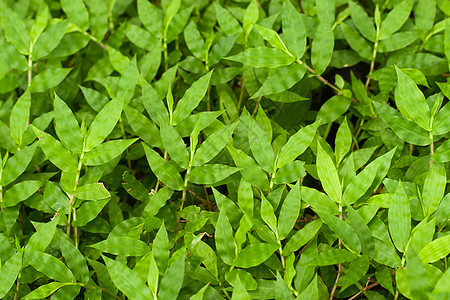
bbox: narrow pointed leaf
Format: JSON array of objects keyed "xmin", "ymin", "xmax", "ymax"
[
  {"xmin": 10, "ymin": 90, "xmax": 31, "ymax": 146},
  {"xmin": 388, "ymin": 183, "xmax": 411, "ymax": 253},
  {"xmin": 54, "ymin": 93, "xmax": 83, "ymax": 153},
  {"xmin": 282, "ymin": 0, "xmax": 306, "ymax": 58},
  {"xmin": 278, "ymin": 181, "xmax": 301, "ymax": 240},
  {"xmin": 234, "ymin": 243, "xmax": 279, "ymax": 268},
  {"xmin": 317, "ymin": 141, "xmax": 341, "ymax": 204},
  {"xmin": 226, "ymin": 47, "xmax": 295, "ymax": 69},
  {"xmin": 82, "ymin": 139, "xmax": 138, "ymax": 166}
]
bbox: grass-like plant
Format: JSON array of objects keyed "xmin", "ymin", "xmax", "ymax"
[{"xmin": 0, "ymin": 0, "xmax": 449, "ymax": 299}]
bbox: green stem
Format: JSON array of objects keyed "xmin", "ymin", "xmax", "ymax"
[{"xmin": 66, "ymin": 152, "xmax": 85, "ymax": 241}]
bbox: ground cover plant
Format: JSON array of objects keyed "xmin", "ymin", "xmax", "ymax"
[{"xmin": 0, "ymin": 0, "xmax": 449, "ymax": 299}]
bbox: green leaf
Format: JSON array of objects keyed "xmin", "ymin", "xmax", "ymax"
[
  {"xmin": 234, "ymin": 243, "xmax": 279, "ymax": 268},
  {"xmin": 29, "ymin": 68, "xmax": 72, "ymax": 93},
  {"xmin": 184, "ymin": 21, "xmax": 205, "ymax": 61},
  {"xmin": 158, "ymin": 252, "xmax": 185, "ymax": 300},
  {"xmin": 137, "ymin": 0, "xmax": 162, "ymax": 37},
  {"xmin": 3, "ymin": 180, "xmax": 42, "ymax": 207},
  {"xmin": 192, "ymin": 121, "xmax": 238, "ymax": 166},
  {"xmin": 254, "ymin": 24, "xmax": 288, "ymax": 53},
  {"xmin": 277, "ymin": 120, "xmax": 320, "ymax": 169},
  {"xmin": 86, "ymin": 0, "xmax": 108, "ymax": 40},
  {"xmin": 72, "ymin": 198, "xmax": 109, "ymax": 227},
  {"xmin": 252, "ymin": 63, "xmax": 306, "ymax": 98},
  {"xmin": 373, "ymin": 101, "xmax": 431, "ymax": 146},
  {"xmin": 153, "ymin": 222, "xmax": 169, "ymax": 274},
  {"xmin": 311, "ymin": 23, "xmax": 334, "ymax": 75},
  {"xmin": 26, "ymin": 216, "xmax": 59, "ymax": 252},
  {"xmin": 215, "ymin": 210, "xmax": 236, "ymax": 265},
  {"xmin": 1, "ymin": 143, "xmax": 36, "ymax": 186},
  {"xmin": 80, "ymin": 85, "xmax": 109, "ymax": 112},
  {"xmin": 395, "ymin": 67, "xmax": 431, "ymax": 131},
  {"xmin": 243, "ymin": 0, "xmax": 259, "ymax": 39},
  {"xmin": 26, "ymin": 251, "xmax": 73, "ymax": 282},
  {"xmin": 0, "ymin": 1, "xmax": 30, "ymax": 55},
  {"xmin": 54, "ymin": 93, "xmax": 83, "ymax": 153},
  {"xmin": 341, "ymin": 255, "xmax": 370, "ymax": 289},
  {"xmin": 124, "ymin": 105, "xmax": 162, "ymax": 148},
  {"xmin": 143, "ymin": 143, "xmax": 184, "ymax": 190},
  {"xmin": 90, "ymin": 237, "xmax": 150, "ymax": 256},
  {"xmin": 117, "ymin": 57, "xmax": 139, "ymax": 103},
  {"xmin": 74, "ymin": 183, "xmax": 110, "ymax": 200},
  {"xmin": 283, "ymin": 219, "xmax": 322, "ymax": 256},
  {"xmin": 278, "ymin": 181, "xmax": 301, "ymax": 240},
  {"xmin": 85, "ymin": 92, "xmax": 125, "ymax": 151},
  {"xmin": 172, "ymin": 71, "xmax": 213, "ymax": 125},
  {"xmin": 248, "ymin": 118, "xmax": 275, "ymax": 173},
  {"xmin": 388, "ymin": 182, "xmax": 411, "ymax": 253},
  {"xmin": 446, "ymin": 19, "xmax": 450, "ymax": 72},
  {"xmin": 282, "ymin": 0, "xmax": 306, "ymax": 59},
  {"xmin": 335, "ymin": 116, "xmax": 352, "ymax": 165},
  {"xmin": 32, "ymin": 21, "xmax": 69, "ymax": 61},
  {"xmin": 103, "ymin": 255, "xmax": 152, "ymax": 300},
  {"xmin": 340, "ymin": 22, "xmax": 372, "ymax": 61},
  {"xmin": 379, "ymin": 0, "xmax": 414, "ymax": 40},
  {"xmin": 188, "ymin": 164, "xmax": 239, "ymax": 185},
  {"xmin": 0, "ymin": 249, "xmax": 23, "ymax": 299},
  {"xmin": 10, "ymin": 90, "xmax": 30, "ymax": 146},
  {"xmin": 376, "ymin": 266, "xmax": 394, "ymax": 295},
  {"xmin": 125, "ymin": 23, "xmax": 159, "ymax": 51},
  {"xmin": 260, "ymin": 194, "xmax": 278, "ymax": 235},
  {"xmin": 59, "ymin": 236, "xmax": 89, "ymax": 284},
  {"xmin": 316, "ymin": 0, "xmax": 335, "ymax": 27},
  {"xmin": 273, "ymin": 160, "xmax": 306, "ymax": 184},
  {"xmin": 318, "ymin": 211, "xmax": 361, "ymax": 253},
  {"xmin": 145, "ymin": 186, "xmax": 173, "ymax": 217},
  {"xmin": 419, "ymin": 234, "xmax": 450, "ymax": 263},
  {"xmin": 348, "ymin": 0, "xmax": 376, "ymax": 41},
  {"xmin": 61, "ymin": 0, "xmax": 89, "ymax": 31},
  {"xmin": 22, "ymin": 282, "xmax": 71, "ymax": 300},
  {"xmin": 214, "ymin": 3, "xmax": 242, "ymax": 36},
  {"xmin": 309, "ymin": 249, "xmax": 358, "ymax": 266},
  {"xmin": 316, "ymin": 140, "xmax": 341, "ymax": 204},
  {"xmin": 301, "ymin": 186, "xmax": 340, "ymax": 215},
  {"xmin": 415, "ymin": 0, "xmax": 436, "ymax": 34},
  {"xmin": 33, "ymin": 127, "xmax": 78, "ymax": 173},
  {"xmin": 160, "ymin": 119, "xmax": 189, "ymax": 169},
  {"xmin": 226, "ymin": 47, "xmax": 295, "ymax": 69},
  {"xmin": 422, "ymin": 162, "xmax": 446, "ymax": 216},
  {"xmin": 316, "ymin": 95, "xmax": 352, "ymax": 125},
  {"xmin": 238, "ymin": 178, "xmax": 254, "ymax": 218},
  {"xmin": 346, "ymin": 205, "xmax": 375, "ymax": 258},
  {"xmin": 227, "ymin": 146, "xmax": 270, "ymax": 191},
  {"xmin": 82, "ymin": 139, "xmax": 138, "ymax": 166},
  {"xmin": 297, "ymin": 274, "xmax": 319, "ymax": 299}
]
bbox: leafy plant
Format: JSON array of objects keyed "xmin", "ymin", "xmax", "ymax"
[{"xmin": 0, "ymin": 0, "xmax": 449, "ymax": 299}]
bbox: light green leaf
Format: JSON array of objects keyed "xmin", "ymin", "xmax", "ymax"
[
  {"xmin": 125, "ymin": 23, "xmax": 159, "ymax": 51},
  {"xmin": 143, "ymin": 144, "xmax": 184, "ymax": 190},
  {"xmin": 234, "ymin": 243, "xmax": 279, "ymax": 268},
  {"xmin": 283, "ymin": 219, "xmax": 322, "ymax": 256},
  {"xmin": 227, "ymin": 146, "xmax": 270, "ymax": 191},
  {"xmin": 243, "ymin": 0, "xmax": 259, "ymax": 39},
  {"xmin": 301, "ymin": 186, "xmax": 340, "ymax": 215},
  {"xmin": 22, "ymin": 282, "xmax": 71, "ymax": 300},
  {"xmin": 215, "ymin": 210, "xmax": 236, "ymax": 265},
  {"xmin": 0, "ymin": 1, "xmax": 30, "ymax": 55},
  {"xmin": 124, "ymin": 105, "xmax": 162, "ymax": 148},
  {"xmin": 3, "ymin": 180, "xmax": 42, "ymax": 207},
  {"xmin": 248, "ymin": 118, "xmax": 275, "ymax": 173},
  {"xmin": 422, "ymin": 162, "xmax": 446, "ymax": 216},
  {"xmin": 309, "ymin": 249, "xmax": 358, "ymax": 266},
  {"xmin": 226, "ymin": 47, "xmax": 295, "ymax": 69},
  {"xmin": 214, "ymin": 3, "xmax": 242, "ymax": 36},
  {"xmin": 61, "ymin": 0, "xmax": 89, "ymax": 31},
  {"xmin": 137, "ymin": 0, "xmax": 162, "ymax": 37},
  {"xmin": 188, "ymin": 164, "xmax": 239, "ymax": 185},
  {"xmin": 346, "ymin": 205, "xmax": 375, "ymax": 258},
  {"xmin": 74, "ymin": 183, "xmax": 110, "ymax": 200},
  {"xmin": 335, "ymin": 116, "xmax": 352, "ymax": 165},
  {"xmin": 103, "ymin": 255, "xmax": 152, "ymax": 300},
  {"xmin": 59, "ymin": 236, "xmax": 89, "ymax": 284},
  {"xmin": 419, "ymin": 234, "xmax": 450, "ymax": 263},
  {"xmin": 29, "ymin": 68, "xmax": 72, "ymax": 93},
  {"xmin": 1, "ymin": 143, "xmax": 36, "ymax": 186},
  {"xmin": 158, "ymin": 252, "xmax": 185, "ymax": 300},
  {"xmin": 340, "ymin": 22, "xmax": 372, "ymax": 61},
  {"xmin": 254, "ymin": 24, "xmax": 288, "ymax": 53},
  {"xmin": 26, "ymin": 251, "xmax": 73, "ymax": 282},
  {"xmin": 261, "ymin": 194, "xmax": 278, "ymax": 235},
  {"xmin": 277, "ymin": 120, "xmax": 320, "ymax": 169},
  {"xmin": 348, "ymin": 0, "xmax": 376, "ymax": 41},
  {"xmin": 278, "ymin": 181, "xmax": 301, "ymax": 240},
  {"xmin": 273, "ymin": 160, "xmax": 305, "ymax": 184},
  {"xmin": 26, "ymin": 216, "xmax": 59, "ymax": 252},
  {"xmin": 184, "ymin": 21, "xmax": 205, "ymax": 61},
  {"xmin": 388, "ymin": 182, "xmax": 411, "ymax": 253},
  {"xmin": 86, "ymin": 0, "xmax": 108, "ymax": 40},
  {"xmin": 160, "ymin": 119, "xmax": 189, "ymax": 169},
  {"xmin": 10, "ymin": 90, "xmax": 30, "ymax": 146},
  {"xmin": 90, "ymin": 237, "xmax": 150, "ymax": 256},
  {"xmin": 238, "ymin": 178, "xmax": 254, "ymax": 218},
  {"xmin": 85, "ymin": 92, "xmax": 125, "ymax": 151},
  {"xmin": 311, "ymin": 22, "xmax": 334, "ymax": 75},
  {"xmin": 318, "ymin": 211, "xmax": 361, "ymax": 253},
  {"xmin": 54, "ymin": 93, "xmax": 83, "ymax": 153},
  {"xmin": 379, "ymin": 0, "xmax": 414, "ymax": 40},
  {"xmin": 0, "ymin": 249, "xmax": 23, "ymax": 299},
  {"xmin": 32, "ymin": 21, "xmax": 68, "ymax": 61},
  {"xmin": 252, "ymin": 63, "xmax": 306, "ymax": 99},
  {"xmin": 82, "ymin": 139, "xmax": 138, "ymax": 166},
  {"xmin": 192, "ymin": 121, "xmax": 238, "ymax": 166},
  {"xmin": 446, "ymin": 19, "xmax": 450, "ymax": 72},
  {"xmin": 395, "ymin": 67, "xmax": 431, "ymax": 131},
  {"xmin": 316, "ymin": 95, "xmax": 351, "ymax": 125},
  {"xmin": 72, "ymin": 198, "xmax": 110, "ymax": 227},
  {"xmin": 153, "ymin": 222, "xmax": 169, "ymax": 274},
  {"xmin": 32, "ymin": 127, "xmax": 78, "ymax": 173},
  {"xmin": 282, "ymin": 0, "xmax": 306, "ymax": 59},
  {"xmin": 317, "ymin": 141, "xmax": 341, "ymax": 204},
  {"xmin": 172, "ymin": 71, "xmax": 213, "ymax": 125}
]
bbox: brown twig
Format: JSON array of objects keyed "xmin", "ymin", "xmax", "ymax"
[{"xmin": 348, "ymin": 282, "xmax": 380, "ymax": 300}]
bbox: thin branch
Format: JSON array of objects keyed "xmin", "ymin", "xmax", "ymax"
[{"xmin": 348, "ymin": 282, "xmax": 380, "ymax": 300}]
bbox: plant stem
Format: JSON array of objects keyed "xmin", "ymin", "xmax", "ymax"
[
  {"xmin": 66, "ymin": 152, "xmax": 85, "ymax": 240},
  {"xmin": 330, "ymin": 206, "xmax": 343, "ymax": 300}
]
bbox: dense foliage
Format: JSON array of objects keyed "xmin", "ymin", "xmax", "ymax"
[{"xmin": 0, "ymin": 0, "xmax": 449, "ymax": 299}]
